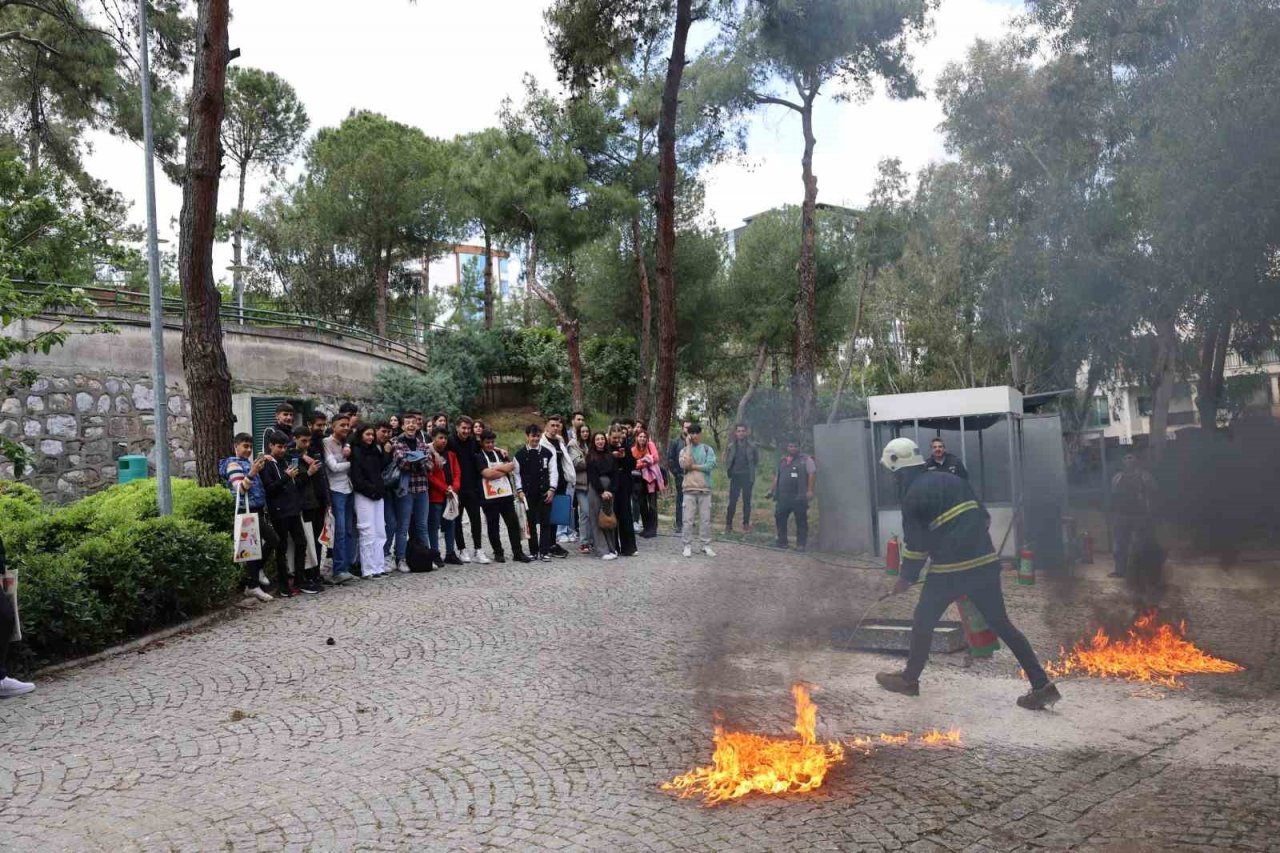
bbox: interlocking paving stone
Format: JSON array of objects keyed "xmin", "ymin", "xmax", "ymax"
[{"xmin": 2, "ymin": 538, "xmax": 1279, "ymax": 851}]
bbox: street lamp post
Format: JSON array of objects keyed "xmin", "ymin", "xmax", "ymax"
[{"xmin": 138, "ymin": 0, "xmax": 172, "ymax": 515}]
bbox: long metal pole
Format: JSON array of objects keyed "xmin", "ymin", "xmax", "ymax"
[{"xmin": 139, "ymin": 0, "xmax": 172, "ymax": 516}]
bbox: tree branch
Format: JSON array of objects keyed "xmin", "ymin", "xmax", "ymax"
[
  {"xmin": 749, "ymin": 91, "xmax": 803, "ymax": 112},
  {"xmin": 0, "ymin": 30, "xmax": 61, "ymax": 54}
]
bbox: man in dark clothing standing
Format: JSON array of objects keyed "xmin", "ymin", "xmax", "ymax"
[
  {"xmin": 1110, "ymin": 451, "xmax": 1157, "ymax": 580},
  {"xmin": 260, "ymin": 429, "xmax": 309, "ymax": 596},
  {"xmin": 768, "ymin": 439, "xmax": 816, "ymax": 550},
  {"xmin": 476, "ymin": 431, "xmax": 531, "ymax": 563},
  {"xmin": 515, "ymin": 424, "xmax": 555, "ymax": 560},
  {"xmin": 262, "ymin": 402, "xmax": 297, "ymax": 453},
  {"xmin": 450, "ymin": 416, "xmax": 490, "ymax": 564},
  {"xmin": 723, "ymin": 423, "xmax": 759, "ymax": 534},
  {"xmin": 667, "ymin": 419, "xmax": 691, "ymax": 533},
  {"xmin": 291, "ymin": 425, "xmax": 327, "ymax": 593},
  {"xmin": 924, "ymin": 438, "xmax": 969, "ymax": 479},
  {"xmin": 873, "ymin": 437, "xmax": 1060, "ymax": 711}
]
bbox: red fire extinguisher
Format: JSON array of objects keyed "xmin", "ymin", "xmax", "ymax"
[
  {"xmin": 885, "ymin": 535, "xmax": 900, "ymax": 577},
  {"xmin": 1017, "ymin": 548, "xmax": 1035, "ymax": 586},
  {"xmin": 1082, "ymin": 530, "xmax": 1094, "ymax": 564}
]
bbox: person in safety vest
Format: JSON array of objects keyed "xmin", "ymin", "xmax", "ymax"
[
  {"xmin": 875, "ymin": 437, "xmax": 1062, "ymax": 711},
  {"xmin": 767, "ymin": 438, "xmax": 815, "ymax": 550}
]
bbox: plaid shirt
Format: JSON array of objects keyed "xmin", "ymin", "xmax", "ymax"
[{"xmin": 393, "ymin": 433, "xmax": 433, "ymax": 494}]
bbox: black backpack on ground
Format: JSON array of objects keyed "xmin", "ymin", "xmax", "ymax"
[{"xmin": 406, "ymin": 539, "xmax": 435, "ymax": 573}]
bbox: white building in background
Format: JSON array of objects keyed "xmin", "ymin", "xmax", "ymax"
[{"xmin": 419, "ymin": 243, "xmax": 523, "ymax": 327}]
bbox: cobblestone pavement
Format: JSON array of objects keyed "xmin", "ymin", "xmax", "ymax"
[{"xmin": 3, "ymin": 536, "xmax": 1279, "ymax": 851}]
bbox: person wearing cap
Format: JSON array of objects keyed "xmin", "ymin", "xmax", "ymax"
[
  {"xmin": 767, "ymin": 438, "xmax": 815, "ymax": 550},
  {"xmin": 875, "ymin": 437, "xmax": 1060, "ymax": 711}
]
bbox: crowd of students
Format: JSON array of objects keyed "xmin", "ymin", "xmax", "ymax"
[{"xmin": 220, "ymin": 404, "xmax": 740, "ymax": 602}]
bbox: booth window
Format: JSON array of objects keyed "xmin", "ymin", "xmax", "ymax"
[{"xmin": 874, "ymin": 414, "xmax": 1015, "ymax": 507}]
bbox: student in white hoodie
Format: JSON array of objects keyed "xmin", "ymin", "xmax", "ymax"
[
  {"xmin": 324, "ymin": 415, "xmax": 358, "ymax": 584},
  {"xmin": 539, "ymin": 415, "xmax": 575, "ymax": 558}
]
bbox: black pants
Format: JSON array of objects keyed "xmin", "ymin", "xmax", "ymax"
[
  {"xmin": 482, "ymin": 498, "xmax": 526, "ymax": 559},
  {"xmin": 614, "ymin": 486, "xmax": 638, "ymax": 556},
  {"xmin": 0, "ymin": 580, "xmax": 15, "ymax": 680},
  {"xmin": 904, "ymin": 562, "xmax": 1049, "ymax": 689},
  {"xmin": 671, "ymin": 472, "xmax": 684, "ymax": 529},
  {"xmin": 528, "ymin": 499, "xmax": 553, "ymax": 556},
  {"xmin": 454, "ymin": 489, "xmax": 484, "ymax": 552},
  {"xmin": 247, "ymin": 509, "xmax": 279, "ymax": 589},
  {"xmin": 775, "ymin": 498, "xmax": 809, "ymax": 548},
  {"xmin": 1112, "ymin": 517, "xmax": 1145, "ymax": 578},
  {"xmin": 637, "ymin": 490, "xmax": 658, "ymax": 536},
  {"xmin": 271, "ymin": 513, "xmax": 307, "ymax": 586},
  {"xmin": 726, "ymin": 473, "xmax": 754, "ymax": 528}
]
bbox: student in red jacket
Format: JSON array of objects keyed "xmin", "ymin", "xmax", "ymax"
[{"xmin": 427, "ymin": 426, "xmax": 463, "ymax": 566}]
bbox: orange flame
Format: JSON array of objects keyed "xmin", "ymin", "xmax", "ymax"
[
  {"xmin": 919, "ymin": 728, "xmax": 963, "ymax": 746},
  {"xmin": 846, "ymin": 729, "xmax": 962, "ymax": 751},
  {"xmin": 1042, "ymin": 611, "xmax": 1243, "ymax": 687},
  {"xmin": 661, "ymin": 684, "xmax": 845, "ymax": 805}
]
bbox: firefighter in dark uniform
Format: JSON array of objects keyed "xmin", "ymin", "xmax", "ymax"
[
  {"xmin": 924, "ymin": 437, "xmax": 968, "ymax": 479},
  {"xmin": 874, "ymin": 438, "xmax": 1061, "ymax": 711}
]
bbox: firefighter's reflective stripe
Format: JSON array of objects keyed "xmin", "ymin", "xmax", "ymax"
[
  {"xmin": 929, "ymin": 552, "xmax": 999, "ymax": 573},
  {"xmin": 929, "ymin": 500, "xmax": 979, "ymax": 531},
  {"xmin": 902, "ymin": 548, "xmax": 928, "ymax": 560}
]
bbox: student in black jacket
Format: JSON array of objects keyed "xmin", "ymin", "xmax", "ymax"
[
  {"xmin": 586, "ymin": 431, "xmax": 620, "ymax": 560},
  {"xmin": 290, "ymin": 425, "xmax": 327, "ymax": 593},
  {"xmin": 348, "ymin": 424, "xmax": 390, "ymax": 578},
  {"xmin": 609, "ymin": 429, "xmax": 639, "ymax": 557},
  {"xmin": 448, "ymin": 416, "xmax": 488, "ymax": 564},
  {"xmin": 260, "ymin": 429, "xmax": 308, "ymax": 596},
  {"xmin": 514, "ymin": 424, "xmax": 555, "ymax": 560},
  {"xmin": 475, "ymin": 430, "xmax": 531, "ymax": 563}
]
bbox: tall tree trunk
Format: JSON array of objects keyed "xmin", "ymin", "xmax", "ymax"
[
  {"xmin": 482, "ymin": 229, "xmax": 495, "ymax": 329},
  {"xmin": 27, "ymin": 71, "xmax": 41, "ymax": 174},
  {"xmin": 652, "ymin": 0, "xmax": 692, "ymax": 453},
  {"xmin": 735, "ymin": 342, "xmax": 769, "ymax": 427},
  {"xmin": 632, "ymin": 216, "xmax": 653, "ymax": 424},
  {"xmin": 375, "ymin": 248, "xmax": 389, "ymax": 338},
  {"xmin": 827, "ymin": 265, "xmax": 872, "ymax": 423},
  {"xmin": 1195, "ymin": 315, "xmax": 1231, "ymax": 431},
  {"xmin": 1147, "ymin": 317, "xmax": 1178, "ymax": 462},
  {"xmin": 792, "ymin": 94, "xmax": 819, "ymax": 432},
  {"xmin": 771, "ymin": 353, "xmax": 781, "ymax": 389},
  {"xmin": 418, "ymin": 250, "xmax": 429, "ymax": 341},
  {"xmin": 178, "ymin": 0, "xmax": 237, "ymax": 487},
  {"xmin": 231, "ymin": 165, "xmax": 248, "ymax": 319},
  {"xmin": 526, "ymin": 241, "xmax": 584, "ymax": 412}
]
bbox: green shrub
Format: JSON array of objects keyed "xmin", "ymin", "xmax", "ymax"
[
  {"xmin": 0, "ymin": 480, "xmax": 42, "ymax": 507},
  {"xmin": 172, "ymin": 481, "xmax": 234, "ymax": 533},
  {"xmin": 0, "ymin": 494, "xmax": 44, "ymax": 533},
  {"xmin": 11, "ymin": 550, "xmax": 118, "ymax": 659}
]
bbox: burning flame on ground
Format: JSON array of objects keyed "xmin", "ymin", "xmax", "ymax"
[
  {"xmin": 1040, "ymin": 611, "xmax": 1243, "ymax": 688},
  {"xmin": 847, "ymin": 729, "xmax": 962, "ymax": 752},
  {"xmin": 661, "ymin": 684, "xmax": 845, "ymax": 805}
]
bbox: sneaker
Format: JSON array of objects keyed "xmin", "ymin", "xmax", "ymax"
[
  {"xmin": 633, "ymin": 522, "xmax": 643, "ymax": 532},
  {"xmin": 517, "ymin": 554, "xmax": 533, "ymax": 563},
  {"xmin": 0, "ymin": 676, "xmax": 36, "ymax": 698},
  {"xmin": 602, "ymin": 552, "xmax": 618, "ymax": 561},
  {"xmin": 540, "ymin": 554, "xmax": 552, "ymax": 562},
  {"xmin": 332, "ymin": 572, "xmax": 356, "ymax": 585},
  {"xmin": 258, "ymin": 569, "xmax": 271, "ymax": 587},
  {"xmin": 431, "ymin": 551, "xmax": 445, "ymax": 569},
  {"xmin": 579, "ymin": 544, "xmax": 592, "ymax": 555},
  {"xmin": 397, "ymin": 560, "xmax": 411, "ymax": 574},
  {"xmin": 683, "ymin": 546, "xmax": 693, "ymax": 558},
  {"xmin": 299, "ymin": 581, "xmax": 320, "ymax": 595},
  {"xmin": 702, "ymin": 546, "xmax": 716, "ymax": 558},
  {"xmin": 459, "ymin": 549, "xmax": 473, "ymax": 564},
  {"xmin": 475, "ymin": 550, "xmax": 492, "ymax": 565},
  {"xmin": 550, "ymin": 546, "xmax": 569, "ymax": 559},
  {"xmin": 244, "ymin": 585, "xmax": 274, "ymax": 602},
  {"xmin": 444, "ymin": 551, "xmax": 463, "ymax": 566},
  {"xmin": 875, "ymin": 671, "xmax": 920, "ymax": 697},
  {"xmin": 1017, "ymin": 683, "xmax": 1062, "ymax": 711},
  {"xmin": 276, "ymin": 585, "xmax": 297, "ymax": 599}
]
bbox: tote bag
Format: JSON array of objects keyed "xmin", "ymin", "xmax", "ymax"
[
  {"xmin": 550, "ymin": 493, "xmax": 573, "ymax": 527},
  {"xmin": 442, "ymin": 492, "xmax": 460, "ymax": 521},
  {"xmin": 233, "ymin": 490, "xmax": 263, "ymax": 563},
  {"xmin": 318, "ymin": 508, "xmax": 335, "ymax": 549}
]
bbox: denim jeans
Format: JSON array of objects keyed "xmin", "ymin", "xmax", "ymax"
[
  {"xmin": 383, "ymin": 493, "xmax": 399, "ymax": 555},
  {"xmin": 428, "ymin": 501, "xmax": 456, "ymax": 554},
  {"xmin": 575, "ymin": 488, "xmax": 594, "ymax": 549},
  {"xmin": 329, "ymin": 491, "xmax": 355, "ymax": 575},
  {"xmin": 396, "ymin": 490, "xmax": 430, "ymax": 559}
]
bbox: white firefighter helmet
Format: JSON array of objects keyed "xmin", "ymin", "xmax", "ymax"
[{"xmin": 880, "ymin": 437, "xmax": 925, "ymax": 472}]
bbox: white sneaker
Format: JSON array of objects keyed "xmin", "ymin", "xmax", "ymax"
[
  {"xmin": 602, "ymin": 552, "xmax": 618, "ymax": 561},
  {"xmin": 244, "ymin": 585, "xmax": 274, "ymax": 602},
  {"xmin": 396, "ymin": 560, "xmax": 410, "ymax": 573},
  {"xmin": 702, "ymin": 545, "xmax": 716, "ymax": 558},
  {"xmin": 682, "ymin": 546, "xmax": 692, "ymax": 558},
  {"xmin": 459, "ymin": 549, "xmax": 473, "ymax": 564},
  {"xmin": 258, "ymin": 569, "xmax": 270, "ymax": 587},
  {"xmin": 475, "ymin": 550, "xmax": 492, "ymax": 565},
  {"xmin": 0, "ymin": 676, "xmax": 35, "ymax": 698}
]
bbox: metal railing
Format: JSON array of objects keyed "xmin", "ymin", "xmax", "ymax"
[{"xmin": 13, "ymin": 282, "xmax": 429, "ymax": 370}]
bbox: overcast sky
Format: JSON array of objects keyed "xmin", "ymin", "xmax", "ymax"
[{"xmin": 84, "ymin": 0, "xmax": 1024, "ymax": 279}]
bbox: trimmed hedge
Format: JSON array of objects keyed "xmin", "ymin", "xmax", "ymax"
[{"xmin": 1, "ymin": 479, "xmax": 239, "ymax": 668}]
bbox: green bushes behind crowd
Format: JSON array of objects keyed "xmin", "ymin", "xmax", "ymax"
[{"xmin": 1, "ymin": 479, "xmax": 238, "ymax": 668}]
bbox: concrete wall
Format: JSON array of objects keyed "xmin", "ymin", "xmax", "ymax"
[{"xmin": 1, "ymin": 314, "xmax": 408, "ymax": 501}]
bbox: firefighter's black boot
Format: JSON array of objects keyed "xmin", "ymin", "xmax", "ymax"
[
  {"xmin": 875, "ymin": 671, "xmax": 920, "ymax": 697},
  {"xmin": 1017, "ymin": 682, "xmax": 1062, "ymax": 711}
]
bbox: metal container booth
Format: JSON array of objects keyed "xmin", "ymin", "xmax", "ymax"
[{"xmin": 814, "ymin": 386, "xmax": 1067, "ymax": 569}]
